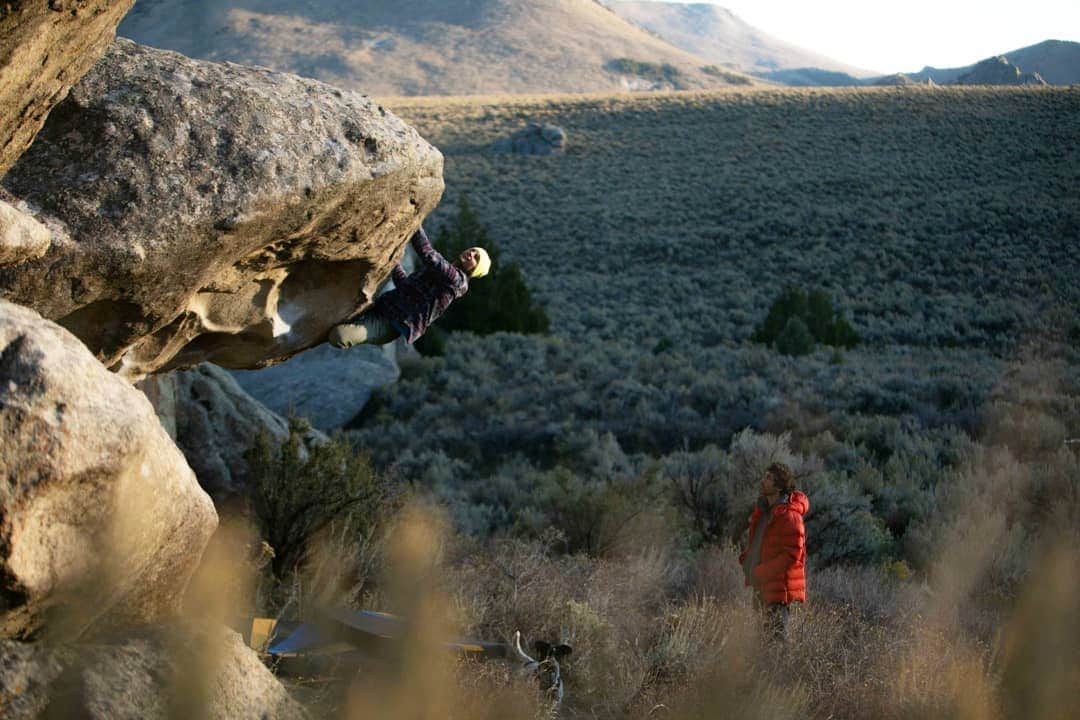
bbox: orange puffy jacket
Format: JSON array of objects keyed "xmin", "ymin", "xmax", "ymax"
[{"xmin": 738, "ymin": 491, "xmax": 809, "ymax": 604}]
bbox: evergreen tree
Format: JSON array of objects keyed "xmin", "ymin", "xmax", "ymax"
[
  {"xmin": 417, "ymin": 195, "xmax": 549, "ymax": 354},
  {"xmin": 776, "ymin": 316, "xmax": 815, "ymax": 357},
  {"xmin": 752, "ymin": 285, "xmax": 859, "ymax": 354}
]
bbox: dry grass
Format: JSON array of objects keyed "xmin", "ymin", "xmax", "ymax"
[
  {"xmin": 275, "ymin": 400, "xmax": 1078, "ymax": 718},
  {"xmin": 159, "ymin": 438, "xmax": 1077, "ymax": 720}
]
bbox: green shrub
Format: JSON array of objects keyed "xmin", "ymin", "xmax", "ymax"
[
  {"xmin": 423, "ymin": 194, "xmax": 549, "ymax": 353},
  {"xmin": 662, "ymin": 445, "xmax": 729, "ymax": 545},
  {"xmin": 413, "ymin": 324, "xmax": 447, "ymax": 357},
  {"xmin": 517, "ymin": 465, "xmax": 665, "ymax": 556},
  {"xmin": 752, "ymin": 286, "xmax": 860, "ymax": 353},
  {"xmin": 606, "ymin": 58, "xmax": 684, "ymax": 87},
  {"xmin": 776, "ymin": 316, "xmax": 815, "ymax": 356},
  {"xmin": 652, "ymin": 336, "xmax": 675, "ymax": 354},
  {"xmin": 700, "ymin": 65, "xmax": 753, "ymax": 84},
  {"xmin": 245, "ymin": 419, "xmax": 395, "ymax": 577},
  {"xmin": 805, "ymin": 471, "xmax": 894, "ymax": 565}
]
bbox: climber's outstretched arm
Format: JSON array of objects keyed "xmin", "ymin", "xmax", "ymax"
[
  {"xmin": 391, "ymin": 263, "xmax": 407, "ymax": 285},
  {"xmin": 410, "ymin": 226, "xmax": 455, "ymax": 277}
]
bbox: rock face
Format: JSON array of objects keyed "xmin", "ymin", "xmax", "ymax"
[
  {"xmin": 492, "ymin": 122, "xmax": 567, "ymax": 156},
  {"xmin": 0, "ymin": 197, "xmax": 50, "ymax": 267},
  {"xmin": 0, "ymin": 38, "xmax": 444, "ymax": 379},
  {"xmin": 0, "ymin": 300, "xmax": 218, "ymax": 640},
  {"xmin": 0, "ymin": 0, "xmax": 135, "ymax": 176},
  {"xmin": 956, "ymin": 56, "xmax": 1048, "ymax": 86},
  {"xmin": 231, "ymin": 342, "xmax": 400, "ymax": 431},
  {"xmin": 0, "ymin": 625, "xmax": 309, "ymax": 719},
  {"xmin": 139, "ymin": 363, "xmax": 327, "ymax": 501}
]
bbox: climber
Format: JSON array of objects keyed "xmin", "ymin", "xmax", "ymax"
[{"xmin": 328, "ymin": 225, "xmax": 489, "ymax": 348}]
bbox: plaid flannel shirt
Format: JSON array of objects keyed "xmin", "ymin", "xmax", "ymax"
[{"xmin": 373, "ymin": 227, "xmax": 468, "ymax": 343}]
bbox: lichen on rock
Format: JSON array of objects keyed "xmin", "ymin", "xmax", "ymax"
[
  {"xmin": 0, "ymin": 0, "xmax": 135, "ymax": 176},
  {"xmin": 0, "ymin": 197, "xmax": 50, "ymax": 267}
]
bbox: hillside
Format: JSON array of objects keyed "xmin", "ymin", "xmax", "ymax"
[
  {"xmin": 349, "ymin": 84, "xmax": 1078, "ymax": 515},
  {"xmin": 389, "ymin": 87, "xmax": 1078, "ymax": 356},
  {"xmin": 349, "ymin": 84, "xmax": 1080, "ymax": 497},
  {"xmin": 601, "ymin": 1, "xmax": 874, "ymax": 79},
  {"xmin": 907, "ymin": 39, "xmax": 1080, "ymax": 86},
  {"xmin": 334, "ymin": 95, "xmax": 1079, "ymax": 720},
  {"xmin": 117, "ymin": 0, "xmax": 758, "ymax": 96}
]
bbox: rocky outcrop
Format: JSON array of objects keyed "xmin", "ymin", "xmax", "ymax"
[
  {"xmin": 956, "ymin": 56, "xmax": 1048, "ymax": 86},
  {"xmin": 0, "ymin": 300, "xmax": 218, "ymax": 640},
  {"xmin": 874, "ymin": 73, "xmax": 917, "ymax": 86},
  {"xmin": 910, "ymin": 41, "xmax": 1078, "ymax": 86},
  {"xmin": 139, "ymin": 363, "xmax": 327, "ymax": 501},
  {"xmin": 231, "ymin": 342, "xmax": 400, "ymax": 431},
  {"xmin": 0, "ymin": 38, "xmax": 443, "ymax": 379},
  {"xmin": 0, "ymin": 197, "xmax": 49, "ymax": 267},
  {"xmin": 0, "ymin": 0, "xmax": 135, "ymax": 176},
  {"xmin": 0, "ymin": 624, "xmax": 309, "ymax": 719},
  {"xmin": 492, "ymin": 122, "xmax": 567, "ymax": 156}
]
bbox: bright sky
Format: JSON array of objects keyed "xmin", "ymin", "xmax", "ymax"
[{"xmin": 650, "ymin": 0, "xmax": 1080, "ymax": 73}]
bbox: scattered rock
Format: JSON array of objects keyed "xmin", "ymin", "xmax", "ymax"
[
  {"xmin": 138, "ymin": 363, "xmax": 328, "ymax": 502},
  {"xmin": 0, "ymin": 38, "xmax": 444, "ymax": 379},
  {"xmin": 0, "ymin": 300, "xmax": 218, "ymax": 641},
  {"xmin": 0, "ymin": 198, "xmax": 50, "ymax": 267},
  {"xmin": 492, "ymin": 122, "xmax": 567, "ymax": 156},
  {"xmin": 231, "ymin": 342, "xmax": 400, "ymax": 431},
  {"xmin": 0, "ymin": 0, "xmax": 135, "ymax": 176},
  {"xmin": 0, "ymin": 624, "xmax": 309, "ymax": 719}
]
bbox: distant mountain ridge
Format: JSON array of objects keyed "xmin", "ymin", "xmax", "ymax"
[
  {"xmin": 907, "ymin": 40, "xmax": 1079, "ymax": 86},
  {"xmin": 598, "ymin": 4, "xmax": 1077, "ymax": 88},
  {"xmin": 600, "ymin": 1, "xmax": 876, "ymax": 79},
  {"xmin": 955, "ymin": 56, "xmax": 1047, "ymax": 86},
  {"xmin": 117, "ymin": 0, "xmax": 760, "ymax": 96}
]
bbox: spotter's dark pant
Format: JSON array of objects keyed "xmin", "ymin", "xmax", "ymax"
[{"xmin": 754, "ymin": 596, "xmax": 793, "ymax": 641}]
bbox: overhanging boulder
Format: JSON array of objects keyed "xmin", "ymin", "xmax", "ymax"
[
  {"xmin": 0, "ymin": 0, "xmax": 135, "ymax": 176},
  {"xmin": 0, "ymin": 38, "xmax": 443, "ymax": 379},
  {"xmin": 0, "ymin": 300, "xmax": 218, "ymax": 640}
]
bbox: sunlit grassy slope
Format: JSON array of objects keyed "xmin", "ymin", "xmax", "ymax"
[
  {"xmin": 388, "ymin": 87, "xmax": 1080, "ymax": 354},
  {"xmin": 118, "ymin": 0, "xmax": 757, "ymax": 95}
]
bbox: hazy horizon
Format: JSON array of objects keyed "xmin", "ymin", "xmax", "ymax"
[{"xmin": 638, "ymin": 0, "xmax": 1080, "ymax": 73}]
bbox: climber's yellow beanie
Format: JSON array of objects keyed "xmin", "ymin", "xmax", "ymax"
[{"xmin": 470, "ymin": 247, "xmax": 491, "ymax": 278}]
